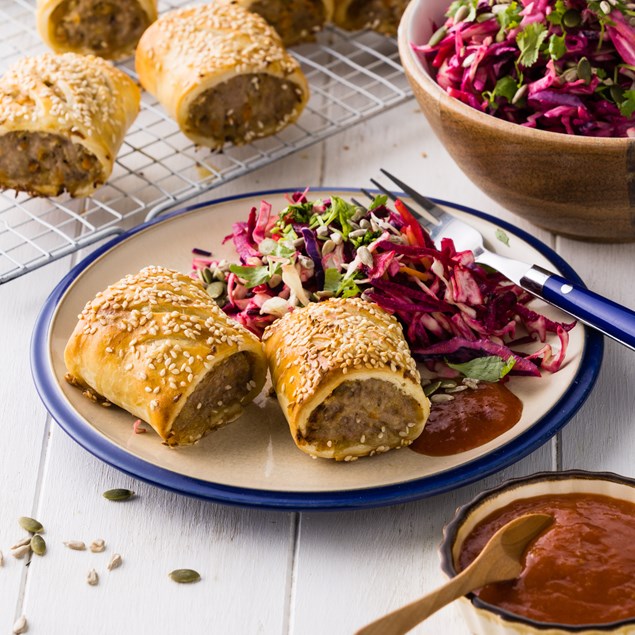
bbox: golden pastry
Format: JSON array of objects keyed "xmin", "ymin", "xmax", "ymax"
[
  {"xmin": 332, "ymin": 0, "xmax": 409, "ymax": 36},
  {"xmin": 37, "ymin": 0, "xmax": 158, "ymax": 60},
  {"xmin": 135, "ymin": 3, "xmax": 309, "ymax": 149},
  {"xmin": 64, "ymin": 265, "xmax": 268, "ymax": 446},
  {"xmin": 0, "ymin": 52, "xmax": 140, "ymax": 198},
  {"xmin": 262, "ymin": 297, "xmax": 430, "ymax": 460},
  {"xmin": 224, "ymin": 0, "xmax": 334, "ymax": 46}
]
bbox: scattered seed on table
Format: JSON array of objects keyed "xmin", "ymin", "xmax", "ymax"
[
  {"xmin": 12, "ymin": 615, "xmax": 28, "ymax": 634},
  {"xmin": 87, "ymin": 569, "xmax": 99, "ymax": 586},
  {"xmin": 64, "ymin": 540, "xmax": 86, "ymax": 551},
  {"xmin": 107, "ymin": 553, "xmax": 122, "ymax": 571},
  {"xmin": 18, "ymin": 517, "xmax": 43, "ymax": 534},
  {"xmin": 30, "ymin": 535, "xmax": 46, "ymax": 556},
  {"xmin": 169, "ymin": 569, "xmax": 201, "ymax": 583},
  {"xmin": 102, "ymin": 488, "xmax": 135, "ymax": 501},
  {"xmin": 11, "ymin": 545, "xmax": 31, "ymax": 559},
  {"xmin": 0, "ymin": 550, "xmax": 4, "ymax": 567},
  {"xmin": 90, "ymin": 539, "xmax": 106, "ymax": 553},
  {"xmin": 10, "ymin": 537, "xmax": 31, "ymax": 550}
]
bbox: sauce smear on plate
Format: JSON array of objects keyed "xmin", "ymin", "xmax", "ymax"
[
  {"xmin": 459, "ymin": 493, "xmax": 635, "ymax": 625},
  {"xmin": 411, "ymin": 382, "xmax": 522, "ymax": 456}
]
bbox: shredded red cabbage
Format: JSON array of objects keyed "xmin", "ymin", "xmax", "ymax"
[
  {"xmin": 414, "ymin": 0, "xmax": 635, "ymax": 137},
  {"xmin": 192, "ymin": 192, "xmax": 575, "ymax": 375}
]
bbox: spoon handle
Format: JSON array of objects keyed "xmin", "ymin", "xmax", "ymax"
[{"xmin": 355, "ymin": 565, "xmax": 491, "ymax": 635}]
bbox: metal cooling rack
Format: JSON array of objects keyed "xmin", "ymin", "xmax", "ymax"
[{"xmin": 0, "ymin": 0, "xmax": 412, "ymax": 284}]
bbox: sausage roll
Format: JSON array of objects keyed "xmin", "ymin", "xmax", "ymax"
[
  {"xmin": 0, "ymin": 53, "xmax": 140, "ymax": 198},
  {"xmin": 36, "ymin": 0, "xmax": 158, "ymax": 60},
  {"xmin": 224, "ymin": 0, "xmax": 334, "ymax": 46},
  {"xmin": 64, "ymin": 266, "xmax": 268, "ymax": 446},
  {"xmin": 135, "ymin": 3, "xmax": 310, "ymax": 149},
  {"xmin": 262, "ymin": 297, "xmax": 430, "ymax": 460},
  {"xmin": 332, "ymin": 0, "xmax": 409, "ymax": 36}
]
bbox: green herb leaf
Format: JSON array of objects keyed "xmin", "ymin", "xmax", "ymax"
[
  {"xmin": 483, "ymin": 76, "xmax": 519, "ymax": 106},
  {"xmin": 229, "ymin": 264, "xmax": 271, "ymax": 288},
  {"xmin": 517, "ymin": 22, "xmax": 548, "ymax": 67},
  {"xmin": 368, "ymin": 194, "xmax": 388, "ymax": 211},
  {"xmin": 618, "ymin": 89, "xmax": 635, "ymax": 117},
  {"xmin": 546, "ymin": 0, "xmax": 568, "ymax": 25},
  {"xmin": 447, "ymin": 356, "xmax": 516, "ymax": 382},
  {"xmin": 323, "ymin": 268, "xmax": 342, "ymax": 293},
  {"xmin": 259, "ymin": 238, "xmax": 296, "ymax": 258},
  {"xmin": 496, "ymin": 1, "xmax": 522, "ymax": 37},
  {"xmin": 548, "ymin": 33, "xmax": 567, "ymax": 60},
  {"xmin": 495, "ymin": 228, "xmax": 510, "ymax": 246}
]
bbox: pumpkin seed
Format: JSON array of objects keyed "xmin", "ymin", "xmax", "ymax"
[
  {"xmin": 102, "ymin": 488, "xmax": 135, "ymax": 502},
  {"xmin": 561, "ymin": 68, "xmax": 579, "ymax": 83},
  {"xmin": 423, "ymin": 380, "xmax": 442, "ymax": 397},
  {"xmin": 107, "ymin": 553, "xmax": 123, "ymax": 571},
  {"xmin": 454, "ymin": 4, "xmax": 469, "ymax": 22},
  {"xmin": 201, "ymin": 267, "xmax": 214, "ymax": 284},
  {"xmin": 18, "ymin": 516, "xmax": 43, "ymax": 534},
  {"xmin": 428, "ymin": 25, "xmax": 447, "ymax": 47},
  {"xmin": 610, "ymin": 84, "xmax": 624, "ymax": 105},
  {"xmin": 206, "ymin": 281, "xmax": 225, "ymax": 299},
  {"xmin": 12, "ymin": 615, "xmax": 27, "ymax": 634},
  {"xmin": 562, "ymin": 8, "xmax": 581, "ymax": 27},
  {"xmin": 87, "ymin": 569, "xmax": 99, "ymax": 586},
  {"xmin": 577, "ymin": 57, "xmax": 592, "ymax": 83},
  {"xmin": 30, "ymin": 535, "xmax": 46, "ymax": 556},
  {"xmin": 169, "ymin": 568, "xmax": 201, "ymax": 583}
]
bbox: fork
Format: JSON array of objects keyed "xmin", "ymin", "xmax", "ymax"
[{"xmin": 367, "ymin": 169, "xmax": 635, "ymax": 352}]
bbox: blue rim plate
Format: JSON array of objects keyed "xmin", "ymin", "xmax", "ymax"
[{"xmin": 31, "ymin": 188, "xmax": 603, "ymax": 511}]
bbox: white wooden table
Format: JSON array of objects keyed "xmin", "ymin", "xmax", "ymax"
[{"xmin": 1, "ymin": 99, "xmax": 634, "ymax": 635}]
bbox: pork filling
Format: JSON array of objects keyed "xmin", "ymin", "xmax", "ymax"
[
  {"xmin": 52, "ymin": 0, "xmax": 150, "ymax": 57},
  {"xmin": 0, "ymin": 131, "xmax": 102, "ymax": 196},
  {"xmin": 342, "ymin": 0, "xmax": 405, "ymax": 34},
  {"xmin": 304, "ymin": 378, "xmax": 423, "ymax": 449},
  {"xmin": 170, "ymin": 352, "xmax": 254, "ymax": 445},
  {"xmin": 185, "ymin": 73, "xmax": 304, "ymax": 146},
  {"xmin": 249, "ymin": 0, "xmax": 327, "ymax": 45}
]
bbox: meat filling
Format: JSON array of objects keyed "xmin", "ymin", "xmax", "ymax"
[
  {"xmin": 52, "ymin": 0, "xmax": 150, "ymax": 58},
  {"xmin": 0, "ymin": 131, "xmax": 103, "ymax": 197},
  {"xmin": 185, "ymin": 73, "xmax": 304, "ymax": 147},
  {"xmin": 304, "ymin": 378, "xmax": 423, "ymax": 449},
  {"xmin": 341, "ymin": 0, "xmax": 407, "ymax": 35},
  {"xmin": 249, "ymin": 0, "xmax": 327, "ymax": 46},
  {"xmin": 170, "ymin": 352, "xmax": 254, "ymax": 445}
]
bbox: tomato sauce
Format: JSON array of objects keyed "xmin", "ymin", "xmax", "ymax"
[
  {"xmin": 411, "ymin": 382, "xmax": 522, "ymax": 456},
  {"xmin": 458, "ymin": 493, "xmax": 635, "ymax": 625}
]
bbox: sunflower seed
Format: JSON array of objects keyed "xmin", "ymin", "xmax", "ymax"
[
  {"xmin": 11, "ymin": 545, "xmax": 31, "ymax": 559},
  {"xmin": 0, "ymin": 550, "xmax": 4, "ymax": 567},
  {"xmin": 439, "ymin": 379, "xmax": 458, "ymax": 389},
  {"xmin": 430, "ymin": 393, "xmax": 455, "ymax": 404},
  {"xmin": 107, "ymin": 553, "xmax": 123, "ymax": 571},
  {"xmin": 321, "ymin": 239, "xmax": 336, "ymax": 255},
  {"xmin": 169, "ymin": 569, "xmax": 201, "ymax": 583},
  {"xmin": 90, "ymin": 539, "xmax": 106, "ymax": 553},
  {"xmin": 10, "ymin": 537, "xmax": 31, "ymax": 550},
  {"xmin": 30, "ymin": 535, "xmax": 46, "ymax": 556},
  {"xmin": 445, "ymin": 385, "xmax": 469, "ymax": 393},
  {"xmin": 12, "ymin": 615, "xmax": 27, "ymax": 634},
  {"xmin": 64, "ymin": 540, "xmax": 86, "ymax": 551},
  {"xmin": 18, "ymin": 517, "xmax": 43, "ymax": 534},
  {"xmin": 102, "ymin": 488, "xmax": 135, "ymax": 502},
  {"xmin": 357, "ymin": 246, "xmax": 374, "ymax": 267},
  {"xmin": 87, "ymin": 569, "xmax": 99, "ymax": 586}
]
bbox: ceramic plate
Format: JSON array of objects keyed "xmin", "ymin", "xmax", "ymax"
[{"xmin": 32, "ymin": 189, "xmax": 603, "ymax": 510}]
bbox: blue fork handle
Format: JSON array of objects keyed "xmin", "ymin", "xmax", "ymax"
[{"xmin": 521, "ymin": 266, "xmax": 635, "ymax": 351}]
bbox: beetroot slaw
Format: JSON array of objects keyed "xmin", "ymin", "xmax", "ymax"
[
  {"xmin": 192, "ymin": 192, "xmax": 575, "ymax": 377},
  {"xmin": 413, "ymin": 0, "xmax": 635, "ymax": 137}
]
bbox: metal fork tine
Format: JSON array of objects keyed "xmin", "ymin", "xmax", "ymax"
[
  {"xmin": 368, "ymin": 179, "xmax": 422, "ymax": 220},
  {"xmin": 379, "ymin": 168, "xmax": 442, "ymax": 218},
  {"xmin": 351, "ymin": 197, "xmax": 367, "ymax": 210}
]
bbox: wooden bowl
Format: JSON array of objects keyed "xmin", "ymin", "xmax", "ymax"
[
  {"xmin": 398, "ymin": 0, "xmax": 635, "ymax": 242},
  {"xmin": 440, "ymin": 470, "xmax": 635, "ymax": 634}
]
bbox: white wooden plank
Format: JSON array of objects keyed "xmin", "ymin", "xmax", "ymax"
[
  {"xmin": 555, "ymin": 239, "xmax": 635, "ymax": 476},
  {"xmin": 0, "ymin": 255, "xmax": 74, "ymax": 633}
]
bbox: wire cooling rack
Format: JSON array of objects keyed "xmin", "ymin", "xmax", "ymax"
[{"xmin": 0, "ymin": 0, "xmax": 412, "ymax": 284}]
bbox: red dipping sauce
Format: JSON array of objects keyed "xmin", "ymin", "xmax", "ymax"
[
  {"xmin": 411, "ymin": 382, "xmax": 522, "ymax": 456},
  {"xmin": 459, "ymin": 493, "xmax": 635, "ymax": 625}
]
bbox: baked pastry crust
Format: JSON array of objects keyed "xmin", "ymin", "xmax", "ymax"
[
  {"xmin": 64, "ymin": 265, "xmax": 268, "ymax": 446},
  {"xmin": 37, "ymin": 0, "xmax": 158, "ymax": 60},
  {"xmin": 332, "ymin": 0, "xmax": 409, "ymax": 36},
  {"xmin": 135, "ymin": 3, "xmax": 309, "ymax": 149},
  {"xmin": 224, "ymin": 0, "xmax": 335, "ymax": 46},
  {"xmin": 262, "ymin": 297, "xmax": 430, "ymax": 460},
  {"xmin": 0, "ymin": 52, "xmax": 140, "ymax": 198}
]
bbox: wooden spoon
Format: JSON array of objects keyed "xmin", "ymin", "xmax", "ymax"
[{"xmin": 355, "ymin": 512, "xmax": 553, "ymax": 635}]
